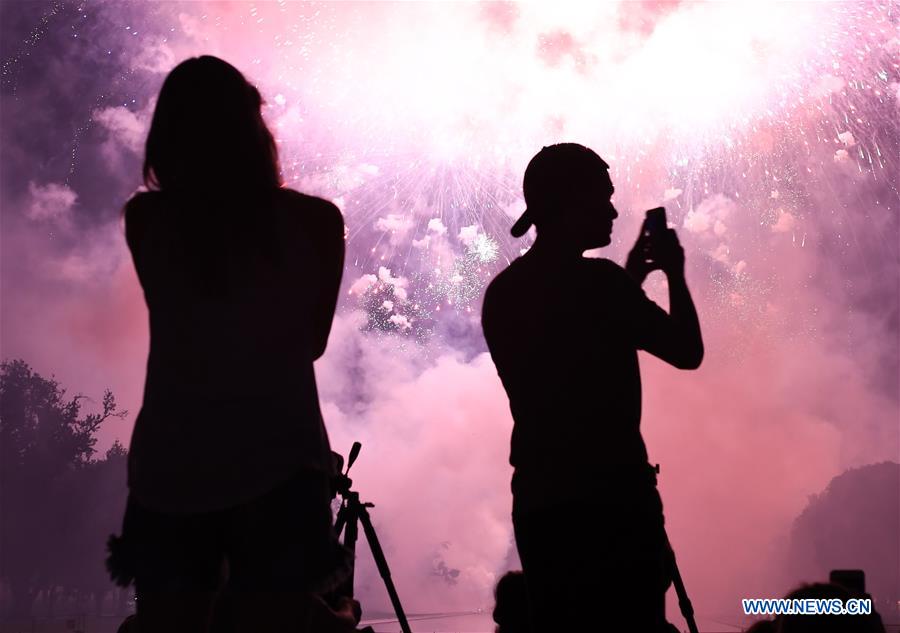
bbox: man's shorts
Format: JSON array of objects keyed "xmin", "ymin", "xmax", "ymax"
[{"xmin": 512, "ymin": 481, "xmax": 671, "ymax": 631}]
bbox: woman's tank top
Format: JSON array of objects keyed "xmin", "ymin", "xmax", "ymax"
[{"xmin": 124, "ymin": 189, "xmax": 339, "ymax": 514}]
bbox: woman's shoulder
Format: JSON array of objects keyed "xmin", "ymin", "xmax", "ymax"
[
  {"xmin": 275, "ymin": 187, "xmax": 340, "ymax": 214},
  {"xmin": 125, "ymin": 190, "xmax": 163, "ymax": 212},
  {"xmin": 123, "ymin": 191, "xmax": 166, "ymax": 241},
  {"xmin": 123, "ymin": 190, "xmax": 170, "ymax": 224},
  {"xmin": 274, "ymin": 188, "xmax": 344, "ymax": 233},
  {"xmin": 124, "ymin": 188, "xmax": 344, "ymax": 235},
  {"xmin": 122, "ymin": 192, "xmax": 173, "ymax": 258}
]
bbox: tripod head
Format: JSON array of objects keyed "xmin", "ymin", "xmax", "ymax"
[{"xmin": 330, "ymin": 441, "xmax": 362, "ymax": 499}]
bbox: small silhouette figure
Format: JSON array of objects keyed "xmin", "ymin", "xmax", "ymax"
[
  {"xmin": 492, "ymin": 570, "xmax": 531, "ymax": 633},
  {"xmin": 116, "ymin": 614, "xmax": 138, "ymax": 633},
  {"xmin": 775, "ymin": 583, "xmax": 886, "ymax": 633},
  {"xmin": 482, "ymin": 143, "xmax": 703, "ymax": 632},
  {"xmin": 105, "ymin": 56, "xmax": 348, "ymax": 632},
  {"xmin": 746, "ymin": 621, "xmax": 778, "ymax": 633}
]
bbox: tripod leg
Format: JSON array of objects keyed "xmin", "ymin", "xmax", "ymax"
[
  {"xmin": 357, "ymin": 506, "xmax": 413, "ymax": 633},
  {"xmin": 332, "ymin": 500, "xmax": 360, "ymax": 600},
  {"xmin": 664, "ymin": 532, "xmax": 699, "ymax": 633},
  {"xmin": 334, "ymin": 503, "xmax": 349, "ymax": 540}
]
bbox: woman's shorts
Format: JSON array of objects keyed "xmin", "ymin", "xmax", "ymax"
[{"xmin": 105, "ymin": 469, "xmax": 349, "ymax": 594}]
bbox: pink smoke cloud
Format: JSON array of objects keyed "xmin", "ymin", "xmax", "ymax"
[
  {"xmin": 92, "ymin": 106, "xmax": 148, "ymax": 154},
  {"xmin": 26, "ymin": 181, "xmax": 77, "ymax": 226},
  {"xmin": 316, "ymin": 313, "xmax": 515, "ymax": 612}
]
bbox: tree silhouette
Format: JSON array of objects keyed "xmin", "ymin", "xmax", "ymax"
[
  {"xmin": 789, "ymin": 461, "xmax": 900, "ymax": 620},
  {"xmin": 0, "ymin": 359, "xmax": 127, "ymax": 618}
]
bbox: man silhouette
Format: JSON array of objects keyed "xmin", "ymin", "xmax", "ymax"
[{"xmin": 482, "ymin": 144, "xmax": 703, "ymax": 631}]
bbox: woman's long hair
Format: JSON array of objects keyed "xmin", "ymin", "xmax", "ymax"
[{"xmin": 143, "ymin": 56, "xmax": 280, "ymax": 195}]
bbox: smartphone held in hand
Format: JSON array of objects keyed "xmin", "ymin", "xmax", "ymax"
[{"xmin": 644, "ymin": 206, "xmax": 667, "ymax": 238}]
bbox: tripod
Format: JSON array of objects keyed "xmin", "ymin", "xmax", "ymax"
[
  {"xmin": 665, "ymin": 531, "xmax": 699, "ymax": 633},
  {"xmin": 654, "ymin": 465, "xmax": 699, "ymax": 633},
  {"xmin": 332, "ymin": 442, "xmax": 413, "ymax": 633}
]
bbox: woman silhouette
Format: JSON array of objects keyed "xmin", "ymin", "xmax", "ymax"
[{"xmin": 106, "ymin": 56, "xmax": 349, "ymax": 632}]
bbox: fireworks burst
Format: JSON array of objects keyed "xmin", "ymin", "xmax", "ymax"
[{"xmin": 4, "ymin": 0, "xmax": 897, "ymax": 345}]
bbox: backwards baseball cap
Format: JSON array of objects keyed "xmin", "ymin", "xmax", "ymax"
[{"xmin": 510, "ymin": 143, "xmax": 611, "ymax": 238}]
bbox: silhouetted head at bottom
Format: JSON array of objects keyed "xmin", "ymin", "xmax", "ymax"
[
  {"xmin": 510, "ymin": 143, "xmax": 618, "ymax": 253},
  {"xmin": 493, "ymin": 570, "xmax": 531, "ymax": 633},
  {"xmin": 775, "ymin": 583, "xmax": 885, "ymax": 633}
]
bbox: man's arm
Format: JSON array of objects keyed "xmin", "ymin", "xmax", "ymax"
[
  {"xmin": 662, "ymin": 268, "xmax": 704, "ymax": 369},
  {"xmin": 625, "ymin": 228, "xmax": 704, "ymax": 369}
]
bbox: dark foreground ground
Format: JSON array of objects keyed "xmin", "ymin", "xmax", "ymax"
[{"xmin": 2, "ymin": 613, "xmax": 899, "ymax": 632}]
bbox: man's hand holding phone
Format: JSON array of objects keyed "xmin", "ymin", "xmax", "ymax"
[{"xmin": 626, "ymin": 207, "xmax": 686, "ymax": 285}]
